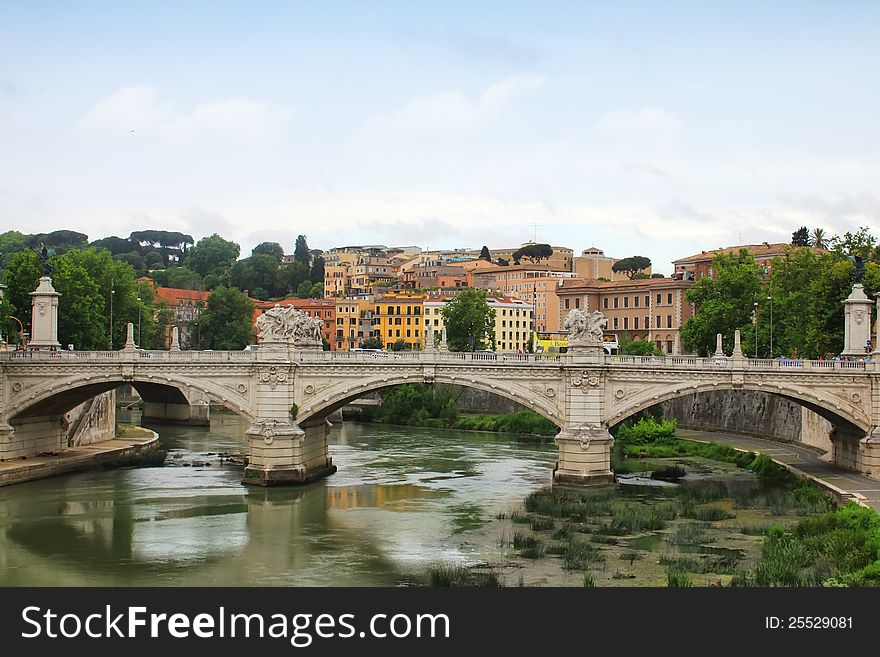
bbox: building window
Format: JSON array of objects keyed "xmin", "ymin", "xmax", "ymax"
[
  {"xmin": 395, "ymin": 329, "xmax": 400, "ymax": 337},
  {"xmin": 564, "ymin": 298, "xmax": 570, "ymax": 310},
  {"xmin": 623, "ymin": 317, "xmax": 629, "ymax": 329},
  {"xmin": 667, "ymin": 293, "xmax": 673, "ymax": 304},
  {"xmin": 667, "ymin": 340, "xmax": 673, "ymax": 353},
  {"xmin": 645, "ymin": 295, "xmax": 650, "ymax": 307},
  {"xmin": 603, "ymin": 298, "xmax": 608, "ymax": 309},
  {"xmin": 656, "ymin": 314, "xmax": 661, "ymax": 327},
  {"xmin": 634, "ymin": 317, "xmax": 640, "ymax": 330},
  {"xmin": 613, "ymin": 297, "xmax": 618, "ymax": 309},
  {"xmin": 575, "ymin": 298, "xmax": 580, "ymax": 309},
  {"xmin": 645, "ymin": 316, "xmax": 650, "ymax": 328},
  {"xmin": 656, "ymin": 293, "xmax": 662, "ymax": 305},
  {"xmin": 634, "ymin": 296, "xmax": 639, "ymax": 308},
  {"xmin": 667, "ymin": 315, "xmax": 673, "ymax": 328},
  {"xmin": 624, "ymin": 297, "xmax": 629, "ymax": 308},
  {"xmin": 613, "ymin": 317, "xmax": 619, "ymax": 329}
]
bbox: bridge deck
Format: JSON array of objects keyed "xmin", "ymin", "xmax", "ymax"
[{"xmin": 0, "ymin": 350, "xmax": 872, "ymax": 372}]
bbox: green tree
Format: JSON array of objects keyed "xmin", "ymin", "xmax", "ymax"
[
  {"xmin": 185, "ymin": 234, "xmax": 240, "ymax": 278},
  {"xmin": 441, "ymin": 289, "xmax": 496, "ymax": 351},
  {"xmin": 227, "ymin": 254, "xmax": 281, "ymax": 297},
  {"xmin": 619, "ymin": 332, "xmax": 663, "ymax": 356},
  {"xmin": 278, "ymin": 260, "xmax": 310, "ymax": 296},
  {"xmin": 612, "ymin": 256, "xmax": 652, "ymax": 279},
  {"xmin": 2, "ymin": 249, "xmax": 42, "ymax": 333},
  {"xmin": 293, "ymin": 235, "xmax": 310, "ymax": 264},
  {"xmin": 296, "ymin": 279, "xmax": 313, "ymax": 298},
  {"xmin": 811, "ymin": 228, "xmax": 828, "ymax": 250},
  {"xmin": 150, "ymin": 266, "xmax": 203, "ymax": 290},
  {"xmin": 62, "ymin": 248, "xmax": 145, "ymax": 349},
  {"xmin": 830, "ymin": 226, "xmax": 879, "ymax": 261},
  {"xmin": 479, "ymin": 245, "xmax": 491, "ymax": 261},
  {"xmin": 49, "ymin": 253, "xmax": 106, "ymax": 350},
  {"xmin": 0, "ymin": 230, "xmax": 30, "ymax": 268},
  {"xmin": 512, "ymin": 243, "xmax": 553, "ymax": 264},
  {"xmin": 791, "ymin": 226, "xmax": 811, "ymax": 247},
  {"xmin": 310, "ymin": 255, "xmax": 325, "ymax": 284},
  {"xmin": 361, "ymin": 335, "xmax": 383, "ymax": 349},
  {"xmin": 197, "ymin": 286, "xmax": 255, "ymax": 350},
  {"xmin": 91, "ymin": 235, "xmax": 137, "ymax": 255},
  {"xmin": 252, "ymin": 241, "xmax": 285, "ymax": 261},
  {"xmin": 0, "ymin": 293, "xmax": 19, "ymax": 344},
  {"xmin": 680, "ymin": 251, "xmax": 763, "ymax": 356}
]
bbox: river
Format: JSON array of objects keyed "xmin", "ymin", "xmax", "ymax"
[{"xmin": 0, "ymin": 411, "xmax": 558, "ymax": 586}]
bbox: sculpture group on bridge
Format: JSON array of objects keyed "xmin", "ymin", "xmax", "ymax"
[
  {"xmin": 255, "ymin": 304, "xmax": 324, "ymax": 348},
  {"xmin": 564, "ymin": 308, "xmax": 607, "ymax": 346}
]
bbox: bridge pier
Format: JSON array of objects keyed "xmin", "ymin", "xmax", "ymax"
[
  {"xmin": 553, "ymin": 425, "xmax": 615, "ymax": 487},
  {"xmin": 141, "ymin": 401, "xmax": 210, "ymax": 426},
  {"xmin": 242, "ymin": 418, "xmax": 336, "ymax": 486}
]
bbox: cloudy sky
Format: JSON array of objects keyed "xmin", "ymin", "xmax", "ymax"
[{"xmin": 2, "ymin": 1, "xmax": 879, "ymax": 273}]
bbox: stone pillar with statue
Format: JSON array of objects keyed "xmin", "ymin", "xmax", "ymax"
[
  {"xmin": 554, "ymin": 309, "xmax": 615, "ymax": 487},
  {"xmin": 242, "ymin": 304, "xmax": 337, "ymax": 486},
  {"xmin": 842, "ymin": 256, "xmax": 873, "ymax": 357},
  {"xmin": 29, "ymin": 276, "xmax": 61, "ymax": 349}
]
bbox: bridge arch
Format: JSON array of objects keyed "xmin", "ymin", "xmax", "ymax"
[
  {"xmin": 5, "ymin": 373, "xmax": 255, "ymax": 422},
  {"xmin": 606, "ymin": 380, "xmax": 869, "ymax": 437},
  {"xmin": 297, "ymin": 373, "xmax": 564, "ymax": 428}
]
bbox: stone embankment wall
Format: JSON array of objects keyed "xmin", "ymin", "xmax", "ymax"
[
  {"xmin": 4, "ymin": 390, "xmax": 116, "ymax": 459},
  {"xmin": 453, "ymin": 388, "xmax": 522, "ymax": 414},
  {"xmin": 660, "ymin": 390, "xmax": 834, "ymax": 457}
]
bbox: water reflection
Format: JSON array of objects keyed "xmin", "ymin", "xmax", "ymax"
[{"xmin": 0, "ymin": 411, "xmax": 556, "ymax": 586}]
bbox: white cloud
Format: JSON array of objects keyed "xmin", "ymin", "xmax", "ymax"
[
  {"xmin": 359, "ymin": 74, "xmax": 545, "ymax": 147},
  {"xmin": 595, "ymin": 107, "xmax": 682, "ymax": 150},
  {"xmin": 79, "ymin": 86, "xmax": 292, "ymax": 149},
  {"xmin": 79, "ymin": 85, "xmax": 175, "ymax": 132}
]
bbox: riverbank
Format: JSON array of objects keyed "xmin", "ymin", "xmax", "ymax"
[
  {"xmin": 0, "ymin": 427, "xmax": 160, "ymax": 487},
  {"xmin": 347, "ymin": 383, "xmax": 558, "ymax": 440}
]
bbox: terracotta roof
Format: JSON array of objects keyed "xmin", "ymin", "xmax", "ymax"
[
  {"xmin": 557, "ymin": 278, "xmax": 693, "ymax": 292},
  {"xmin": 154, "ymin": 287, "xmax": 210, "ymax": 305},
  {"xmin": 673, "ymin": 243, "xmax": 823, "ymax": 264}
]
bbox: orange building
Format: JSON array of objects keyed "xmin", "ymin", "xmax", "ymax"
[
  {"xmin": 672, "ymin": 242, "xmax": 824, "ymax": 281},
  {"xmin": 555, "ymin": 278, "xmax": 695, "ymax": 355},
  {"xmin": 140, "ymin": 278, "xmax": 210, "ymax": 349}
]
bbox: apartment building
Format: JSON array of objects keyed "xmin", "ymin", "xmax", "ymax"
[
  {"xmin": 373, "ymin": 293, "xmax": 426, "ymax": 350},
  {"xmin": 555, "ymin": 278, "xmax": 694, "ymax": 354},
  {"xmin": 424, "ymin": 296, "xmax": 533, "ymax": 352}
]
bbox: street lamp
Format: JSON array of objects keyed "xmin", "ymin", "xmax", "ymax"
[
  {"xmin": 108, "ymin": 281, "xmax": 115, "ymax": 350},
  {"xmin": 767, "ymin": 294, "xmax": 773, "ymax": 357},
  {"xmin": 136, "ymin": 296, "xmax": 142, "ymax": 347},
  {"xmin": 753, "ymin": 301, "xmax": 759, "ymax": 358}
]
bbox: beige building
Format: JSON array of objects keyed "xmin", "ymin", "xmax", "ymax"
[
  {"xmin": 556, "ymin": 278, "xmax": 694, "ymax": 354},
  {"xmin": 573, "ymin": 247, "xmax": 652, "ymax": 281},
  {"xmin": 490, "ymin": 243, "xmax": 574, "ymax": 272},
  {"xmin": 672, "ymin": 242, "xmax": 822, "ymax": 281}
]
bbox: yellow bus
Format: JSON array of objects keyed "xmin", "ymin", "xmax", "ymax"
[{"xmin": 531, "ymin": 332, "xmax": 619, "ymax": 354}]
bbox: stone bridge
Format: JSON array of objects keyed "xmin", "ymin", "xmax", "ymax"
[{"xmin": 2, "ymin": 325, "xmax": 879, "ymax": 486}]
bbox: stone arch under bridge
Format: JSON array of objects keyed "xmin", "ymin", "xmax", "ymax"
[
  {"xmin": 605, "ymin": 379, "xmax": 871, "ymax": 438},
  {"xmin": 295, "ymin": 373, "xmax": 565, "ymax": 428},
  {"xmin": 3, "ymin": 371, "xmax": 255, "ymax": 425}
]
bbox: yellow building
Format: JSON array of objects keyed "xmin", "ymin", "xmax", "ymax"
[
  {"xmin": 333, "ymin": 299, "xmax": 376, "ymax": 351},
  {"xmin": 424, "ymin": 295, "xmax": 533, "ymax": 352},
  {"xmin": 374, "ymin": 294, "xmax": 426, "ymax": 350}
]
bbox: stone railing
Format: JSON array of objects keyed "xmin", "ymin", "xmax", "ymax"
[
  {"xmin": 0, "ymin": 348, "xmax": 873, "ymax": 372},
  {"xmin": 0, "ymin": 349, "xmax": 257, "ymax": 363}
]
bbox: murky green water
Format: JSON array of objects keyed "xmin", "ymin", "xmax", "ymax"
[{"xmin": 0, "ymin": 411, "xmax": 557, "ymax": 586}]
